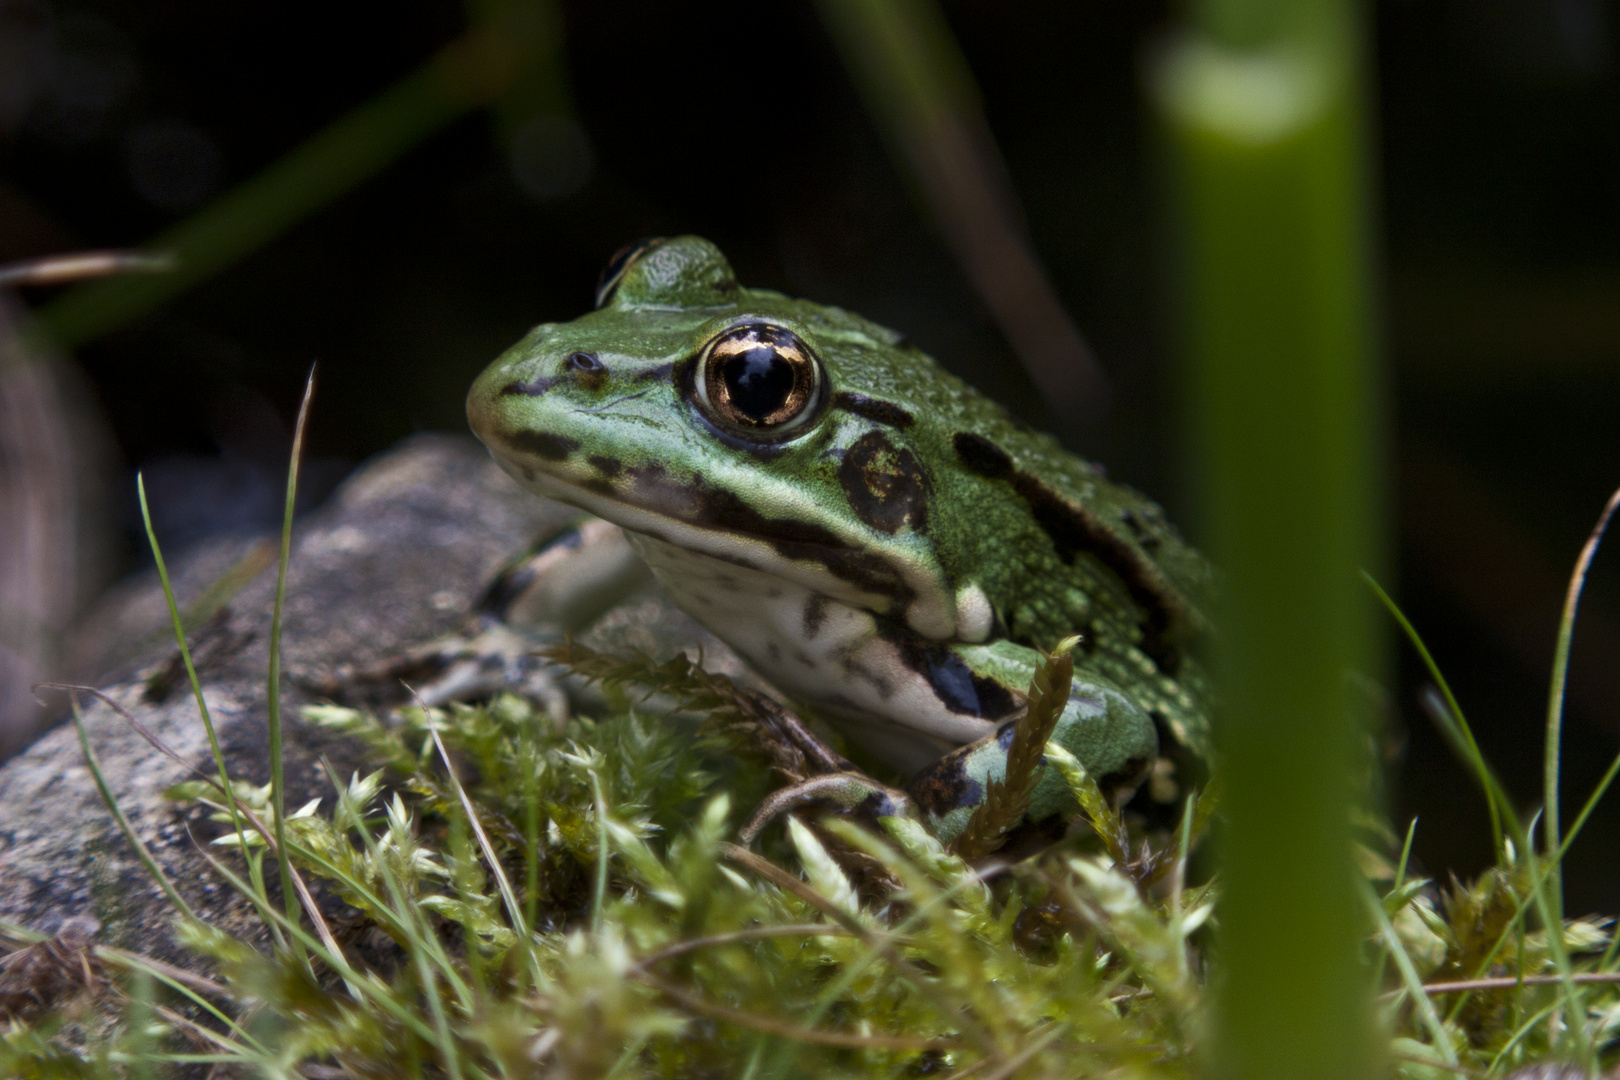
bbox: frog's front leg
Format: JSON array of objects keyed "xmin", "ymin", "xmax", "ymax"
[
  {"xmin": 315, "ymin": 517, "xmax": 652, "ymax": 719},
  {"xmin": 418, "ymin": 517, "xmax": 654, "ymax": 717},
  {"xmin": 740, "ymin": 641, "xmax": 1158, "ymax": 849}
]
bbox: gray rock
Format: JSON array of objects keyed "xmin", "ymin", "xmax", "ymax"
[{"xmin": 0, "ymin": 434, "xmax": 728, "ymax": 960}]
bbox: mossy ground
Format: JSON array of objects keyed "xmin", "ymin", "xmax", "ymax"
[{"xmin": 4, "ymin": 626, "xmax": 1620, "ymax": 1078}]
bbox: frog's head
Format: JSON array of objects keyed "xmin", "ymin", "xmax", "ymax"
[{"xmin": 467, "ymin": 236, "xmax": 991, "ymax": 641}]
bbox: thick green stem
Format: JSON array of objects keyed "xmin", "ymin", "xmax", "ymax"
[{"xmin": 1157, "ymin": 8, "xmax": 1381, "ymax": 1079}]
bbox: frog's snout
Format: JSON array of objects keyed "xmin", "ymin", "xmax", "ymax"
[
  {"xmin": 465, "ymin": 365, "xmax": 502, "ymax": 449},
  {"xmin": 466, "ymin": 362, "xmax": 532, "ymax": 465}
]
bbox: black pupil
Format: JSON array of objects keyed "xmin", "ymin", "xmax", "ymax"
[{"xmin": 720, "ymin": 347, "xmax": 794, "ymax": 422}]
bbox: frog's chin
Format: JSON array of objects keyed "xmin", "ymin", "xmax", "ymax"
[{"xmin": 486, "ymin": 448, "xmax": 962, "ymax": 641}]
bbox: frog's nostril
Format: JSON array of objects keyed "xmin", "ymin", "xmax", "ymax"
[{"xmin": 566, "ymin": 351, "xmax": 605, "ymax": 374}]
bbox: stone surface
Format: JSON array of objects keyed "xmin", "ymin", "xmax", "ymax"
[{"xmin": 0, "ymin": 434, "xmax": 730, "ymax": 959}]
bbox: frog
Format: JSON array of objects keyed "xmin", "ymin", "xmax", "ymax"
[{"xmin": 465, "ymin": 236, "xmax": 1212, "ymax": 847}]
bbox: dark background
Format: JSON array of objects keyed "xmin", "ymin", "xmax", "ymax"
[{"xmin": 3, "ymin": 0, "xmax": 1619, "ymax": 910}]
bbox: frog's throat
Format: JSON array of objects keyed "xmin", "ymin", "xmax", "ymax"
[{"xmin": 488, "ymin": 450, "xmax": 960, "ymax": 640}]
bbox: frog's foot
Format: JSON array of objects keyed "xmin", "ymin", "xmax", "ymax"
[
  {"xmin": 307, "ymin": 517, "xmax": 653, "ymax": 721},
  {"xmin": 308, "ymin": 619, "xmax": 572, "ymax": 727},
  {"xmin": 738, "ymin": 772, "xmax": 914, "ymax": 845},
  {"xmin": 737, "ymin": 692, "xmax": 858, "ymax": 781},
  {"xmin": 406, "ymin": 621, "xmax": 570, "ymax": 725}
]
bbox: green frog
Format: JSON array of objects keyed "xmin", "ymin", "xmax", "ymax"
[{"xmin": 466, "ymin": 236, "xmax": 1211, "ymax": 846}]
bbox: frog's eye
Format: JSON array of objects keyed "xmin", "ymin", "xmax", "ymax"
[
  {"xmin": 693, "ymin": 324, "xmax": 824, "ymax": 437},
  {"xmin": 595, "ymin": 238, "xmax": 666, "ymax": 309}
]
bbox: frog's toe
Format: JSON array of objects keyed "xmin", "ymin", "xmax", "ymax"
[
  {"xmin": 739, "ymin": 772, "xmax": 914, "ymax": 845},
  {"xmin": 408, "ymin": 653, "xmax": 500, "ymax": 706},
  {"xmin": 402, "ymin": 642, "xmax": 571, "ymax": 728},
  {"xmin": 513, "ymin": 663, "xmax": 571, "ymax": 731}
]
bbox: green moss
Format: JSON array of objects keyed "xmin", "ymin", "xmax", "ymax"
[{"xmin": 8, "ymin": 613, "xmax": 1620, "ymax": 1079}]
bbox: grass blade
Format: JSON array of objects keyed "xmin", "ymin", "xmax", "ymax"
[
  {"xmin": 268, "ymin": 368, "xmax": 315, "ymax": 945},
  {"xmin": 812, "ymin": 0, "xmax": 1108, "ymax": 423},
  {"xmin": 427, "ymin": 719, "xmax": 547, "ymax": 991},
  {"xmin": 1542, "ymin": 483, "xmax": 1620, "ymax": 929},
  {"xmin": 1364, "ymin": 882, "xmax": 1458, "ymax": 1068},
  {"xmin": 322, "ymin": 760, "xmax": 476, "ymax": 1012},
  {"xmin": 68, "ymin": 699, "xmax": 200, "ymax": 925},
  {"xmin": 38, "ymin": 8, "xmax": 559, "ymax": 350},
  {"xmin": 1367, "ymin": 573, "xmax": 1508, "ymax": 856},
  {"xmin": 189, "ymin": 841, "xmax": 444, "ymax": 1046},
  {"xmin": 137, "ymin": 475, "xmax": 254, "ymax": 865}
]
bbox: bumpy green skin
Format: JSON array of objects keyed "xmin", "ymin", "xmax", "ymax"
[{"xmin": 467, "ymin": 237, "xmax": 1211, "ymax": 843}]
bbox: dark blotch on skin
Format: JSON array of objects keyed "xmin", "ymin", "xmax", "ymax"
[
  {"xmin": 968, "ymin": 671, "xmax": 1018, "ymax": 720},
  {"xmin": 952, "ymin": 432, "xmax": 1014, "ymax": 479},
  {"xmin": 802, "ymin": 595, "xmax": 827, "ymax": 640},
  {"xmin": 854, "ymin": 790, "xmax": 908, "ymax": 820},
  {"xmin": 476, "ymin": 524, "xmax": 585, "ymax": 617},
  {"xmin": 838, "ymin": 651, "xmax": 895, "ymax": 700},
  {"xmin": 880, "ymin": 621, "xmax": 1018, "ymax": 719},
  {"xmin": 908, "ymin": 754, "xmax": 986, "ymax": 817},
  {"xmin": 587, "ymin": 455, "xmax": 623, "ymax": 478},
  {"xmin": 833, "ymin": 391, "xmax": 915, "ymax": 429},
  {"xmin": 500, "ymin": 375, "xmax": 562, "ymax": 398},
  {"xmin": 907, "ymin": 744, "xmax": 991, "ymax": 819},
  {"xmin": 904, "ymin": 640, "xmax": 971, "ymax": 711},
  {"xmin": 622, "ymin": 463, "xmax": 916, "ymax": 608},
  {"xmin": 692, "ymin": 475, "xmax": 842, "ymax": 547},
  {"xmin": 631, "ymin": 362, "xmax": 675, "ymax": 384},
  {"xmin": 838, "ymin": 431, "xmax": 929, "ymax": 535},
  {"xmin": 507, "ymin": 431, "xmax": 579, "ymax": 461},
  {"xmin": 1021, "ymin": 483, "xmax": 1181, "ymax": 674},
  {"xmin": 1096, "ymin": 754, "xmax": 1155, "ymax": 802},
  {"xmin": 952, "ymin": 431, "xmax": 1182, "ymax": 675}
]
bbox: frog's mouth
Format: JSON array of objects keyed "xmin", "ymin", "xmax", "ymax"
[{"xmin": 481, "ymin": 438, "xmax": 961, "ymax": 641}]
